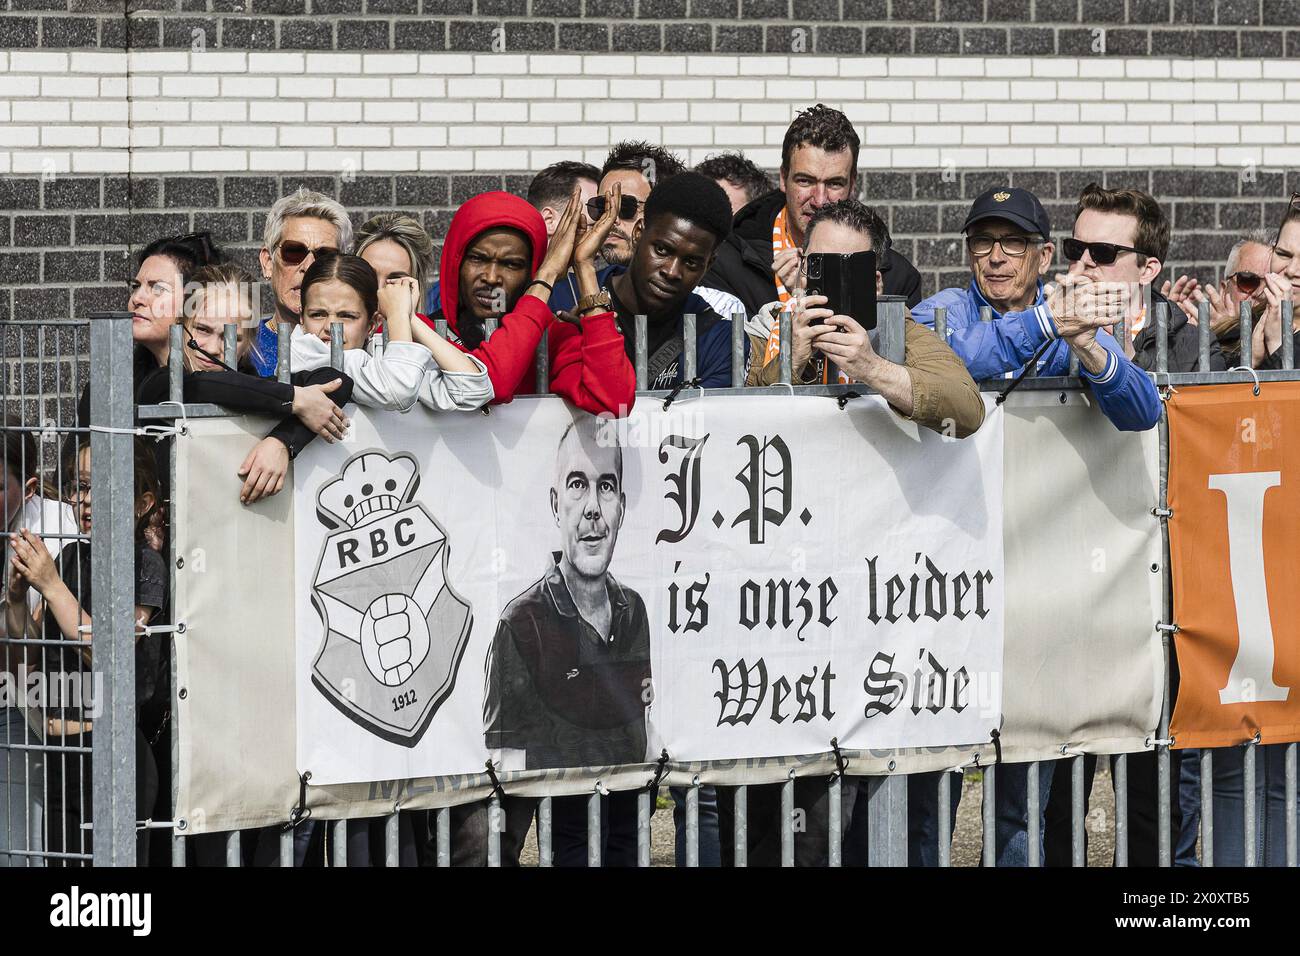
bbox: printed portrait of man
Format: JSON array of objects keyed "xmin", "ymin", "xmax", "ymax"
[{"xmin": 483, "ymin": 415, "xmax": 652, "ymax": 770}]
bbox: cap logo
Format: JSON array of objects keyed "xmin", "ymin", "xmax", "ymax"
[{"xmin": 993, "ymin": 191, "xmax": 1011, "ymax": 202}]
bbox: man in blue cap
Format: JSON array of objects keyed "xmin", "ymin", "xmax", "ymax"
[{"xmin": 911, "ymin": 186, "xmax": 1161, "ymax": 432}]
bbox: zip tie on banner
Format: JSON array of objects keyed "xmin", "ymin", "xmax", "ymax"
[
  {"xmin": 283, "ymin": 771, "xmax": 313, "ymax": 830},
  {"xmin": 989, "ymin": 728, "xmax": 1003, "ymax": 766},
  {"xmin": 484, "ymin": 759, "xmax": 506, "ymax": 803},
  {"xmin": 662, "ymin": 376, "xmax": 703, "ymax": 410},
  {"xmin": 594, "ymin": 779, "xmax": 611, "ymax": 797},
  {"xmin": 836, "ymin": 390, "xmax": 862, "ymax": 410},
  {"xmin": 137, "ymin": 818, "xmax": 178, "ymax": 832},
  {"xmin": 1152, "ymin": 507, "xmax": 1173, "ymax": 518},
  {"xmin": 645, "ymin": 748, "xmax": 670, "ymax": 793},
  {"xmin": 89, "ymin": 400, "xmax": 190, "ymax": 441},
  {"xmin": 829, "ymin": 737, "xmax": 849, "ymax": 781},
  {"xmin": 1227, "ymin": 365, "xmax": 1261, "ymax": 396},
  {"xmin": 141, "ymin": 621, "xmax": 186, "ymax": 636},
  {"xmin": 1156, "ymin": 622, "xmax": 1180, "ymax": 634},
  {"xmin": 1144, "ymin": 736, "xmax": 1174, "ymax": 749}
]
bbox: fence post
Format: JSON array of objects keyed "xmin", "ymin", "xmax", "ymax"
[
  {"xmin": 89, "ymin": 311, "xmax": 139, "ymax": 866},
  {"xmin": 877, "ymin": 296, "xmax": 907, "ymax": 366},
  {"xmin": 866, "ymin": 771, "xmax": 908, "ymax": 866}
]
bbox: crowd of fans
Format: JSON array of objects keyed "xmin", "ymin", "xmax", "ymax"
[{"xmin": 4, "ymin": 101, "xmax": 1300, "ymax": 868}]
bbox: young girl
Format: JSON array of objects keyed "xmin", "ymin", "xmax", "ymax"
[
  {"xmin": 7, "ymin": 438, "xmax": 167, "ymax": 865},
  {"xmin": 292, "ymin": 251, "xmax": 493, "ymax": 411}
]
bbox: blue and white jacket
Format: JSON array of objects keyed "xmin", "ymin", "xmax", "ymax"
[{"xmin": 910, "ymin": 280, "xmax": 1161, "ymax": 432}]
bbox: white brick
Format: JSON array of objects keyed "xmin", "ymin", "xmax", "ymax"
[
  {"xmin": 280, "ymin": 77, "xmax": 332, "ymax": 99},
  {"xmin": 364, "ymin": 100, "xmax": 418, "ymax": 122},
  {"xmin": 610, "ymin": 79, "xmax": 661, "ymax": 98},
  {"xmin": 70, "ymin": 51, "xmax": 126, "ymax": 74},
  {"xmin": 712, "ymin": 124, "xmax": 764, "ymax": 146},
  {"xmin": 1288, "ymin": 82, "xmax": 1300, "ymax": 100},
  {"xmin": 530, "ymin": 101, "xmax": 575, "ymax": 123},
  {"xmin": 420, "ymin": 149, "xmax": 474, "ymax": 170},
  {"xmin": 584, "ymin": 101, "xmax": 625, "ymax": 122},
  {"xmin": 131, "ymin": 100, "xmax": 188, "ymax": 123},
  {"xmin": 663, "ymin": 78, "xmax": 711, "ymax": 98},
  {"xmin": 338, "ymin": 126, "xmax": 391, "ymax": 147},
  {"xmin": 1240, "ymin": 81, "xmax": 1284, "ymax": 101},
  {"xmin": 1079, "ymin": 147, "xmax": 1127, "ymax": 165},
  {"xmin": 191, "ymin": 51, "xmax": 247, "ymax": 73},
  {"xmin": 450, "ymin": 125, "xmax": 502, "ymax": 147},
  {"xmin": 0, "ymin": 53, "xmax": 7, "ymax": 72},
  {"xmin": 40, "ymin": 77, "xmax": 99, "ymax": 98},
  {"xmin": 249, "ymin": 52, "xmax": 304, "ymax": 73},
  {"xmin": 864, "ymin": 79, "xmax": 913, "ymax": 100},
  {"xmin": 856, "ymin": 147, "xmax": 892, "ymax": 168},
  {"xmin": 638, "ymin": 101, "xmax": 688, "ymax": 123},
  {"xmin": 0, "ymin": 77, "xmax": 39, "ymax": 96},
  {"xmin": 0, "ymin": 103, "xmax": 10, "ymax": 122},
  {"xmin": 1125, "ymin": 147, "xmax": 1173, "ymax": 167},
  {"xmin": 504, "ymin": 77, "xmax": 550, "ymax": 98},
  {"xmin": 1031, "ymin": 59, "xmax": 1078, "ymax": 78},
  {"xmin": 311, "ymin": 101, "xmax": 362, "ymax": 123},
  {"xmin": 1034, "ymin": 103, "xmax": 1079, "ymax": 123},
  {"xmin": 336, "ymin": 78, "xmax": 389, "ymax": 98},
  {"xmin": 1185, "ymin": 146, "xmax": 1218, "ymax": 165},
  {"xmin": 555, "ymin": 125, "xmax": 610, "ymax": 146},
  {"xmin": 1150, "ymin": 125, "xmax": 1197, "ymax": 144},
  {"xmin": 942, "ymin": 103, "xmax": 987, "ymax": 123},
  {"xmin": 984, "ymin": 58, "xmax": 1032, "ymax": 78},
  {"xmin": 961, "ymin": 80, "xmax": 1010, "ymax": 99},
  {"xmin": 556, "ymin": 78, "xmax": 607, "ymax": 99},
  {"xmin": 1289, "ymin": 127, "xmax": 1300, "ymax": 143},
  {"xmin": 741, "ymin": 102, "xmax": 795, "ymax": 123},
  {"xmin": 503, "ymin": 125, "xmax": 552, "ymax": 147},
  {"xmin": 1190, "ymin": 81, "xmax": 1238, "ymax": 101},
  {"xmin": 789, "ymin": 58, "xmax": 839, "ymax": 77},
  {"xmin": 280, "ymin": 127, "xmax": 334, "ymax": 147},
  {"xmin": 100, "ymin": 77, "xmax": 126, "ymax": 98},
  {"xmin": 163, "ymin": 126, "xmax": 221, "ymax": 147},
  {"xmin": 1217, "ymin": 60, "xmax": 1262, "ymax": 79},
  {"xmin": 585, "ymin": 55, "xmax": 638, "ymax": 75},
  {"xmin": 1241, "ymin": 125, "xmax": 1285, "ymax": 144},
  {"xmin": 526, "ymin": 54, "xmax": 581, "ymax": 73},
  {"xmin": 129, "ymin": 52, "xmax": 191, "ymax": 73},
  {"xmin": 1220, "ymin": 103, "xmax": 1261, "ymax": 123},
  {"xmin": 1011, "ymin": 125, "xmax": 1058, "ymax": 145},
  {"xmin": 985, "ymin": 148, "xmax": 1024, "ymax": 167},
  {"xmin": 940, "ymin": 148, "xmax": 988, "ymax": 168},
  {"xmin": 305, "ymin": 53, "xmax": 361, "ymax": 73},
  {"xmin": 1033, "ymin": 147, "xmax": 1080, "ymax": 166},
  {"xmin": 1125, "ymin": 60, "xmax": 1171, "ymax": 79},
  {"xmin": 1078, "ymin": 59, "xmax": 1125, "ymax": 78},
  {"xmin": 222, "ymin": 126, "xmax": 278, "ymax": 147},
  {"xmin": 132, "ymin": 151, "xmax": 194, "ymax": 173},
  {"xmin": 250, "ymin": 100, "xmax": 304, "ymax": 122},
  {"xmin": 1263, "ymin": 60, "xmax": 1300, "ymax": 79},
  {"xmin": 1, "ymin": 127, "xmax": 39, "ymax": 147},
  {"xmin": 874, "ymin": 125, "xmax": 915, "ymax": 145},
  {"xmin": 42, "ymin": 126, "xmax": 98, "ymax": 147},
  {"xmin": 1080, "ymin": 103, "xmax": 1125, "ymax": 122},
  {"xmin": 190, "ymin": 150, "xmax": 248, "ymax": 171},
  {"xmin": 13, "ymin": 153, "xmax": 69, "ymax": 174},
  {"xmin": 100, "ymin": 126, "xmax": 129, "ymax": 149},
  {"xmin": 663, "ymin": 124, "xmax": 713, "ymax": 145},
  {"xmin": 1057, "ymin": 81, "xmax": 1103, "ymax": 99},
  {"xmin": 1102, "ymin": 80, "xmax": 1149, "ymax": 100},
  {"xmin": 189, "ymin": 100, "xmax": 246, "ymax": 124},
  {"xmin": 222, "ymin": 76, "xmax": 277, "ymax": 98},
  {"xmin": 306, "ymin": 150, "xmax": 361, "ymax": 171},
  {"xmin": 128, "ymin": 76, "xmax": 160, "ymax": 97},
  {"xmin": 393, "ymin": 77, "xmax": 447, "ymax": 98},
  {"xmin": 715, "ymin": 79, "xmax": 757, "ymax": 99},
  {"xmin": 690, "ymin": 101, "xmax": 739, "ymax": 123},
  {"xmin": 887, "ymin": 56, "xmax": 938, "ymax": 77},
  {"xmin": 74, "ymin": 151, "xmax": 130, "ymax": 174},
  {"xmin": 163, "ymin": 75, "xmax": 220, "ymax": 98},
  {"xmin": 963, "ymin": 125, "xmax": 1010, "ymax": 146},
  {"xmin": 739, "ymin": 56, "xmax": 791, "ymax": 77},
  {"xmin": 12, "ymin": 52, "xmax": 69, "ymax": 72},
  {"xmin": 841, "ymin": 102, "xmax": 889, "ymax": 124},
  {"xmin": 1128, "ymin": 103, "xmax": 1172, "ymax": 123},
  {"xmin": 744, "ymin": 148, "xmax": 781, "ymax": 168},
  {"xmin": 475, "ymin": 101, "xmax": 529, "ymax": 123},
  {"xmin": 637, "ymin": 55, "xmax": 687, "ymax": 75},
  {"xmin": 529, "ymin": 149, "xmax": 581, "ymax": 167},
  {"xmin": 129, "ymin": 127, "xmax": 160, "ymax": 148},
  {"xmin": 363, "ymin": 149, "xmax": 420, "ymax": 171},
  {"xmin": 839, "ymin": 57, "xmax": 888, "ymax": 77},
  {"xmin": 935, "ymin": 58, "xmax": 983, "ymax": 77},
  {"xmin": 472, "ymin": 149, "xmax": 530, "ymax": 171},
  {"xmin": 1104, "ymin": 125, "xmax": 1149, "ymax": 145},
  {"xmin": 816, "ymin": 79, "xmax": 866, "ymax": 100},
  {"xmin": 889, "ymin": 148, "xmax": 940, "ymax": 167},
  {"xmin": 1197, "ymin": 125, "xmax": 1241, "ymax": 144},
  {"xmin": 685, "ymin": 56, "xmax": 738, "ymax": 76},
  {"xmin": 363, "ymin": 53, "xmax": 418, "ymax": 74},
  {"xmin": 448, "ymin": 77, "xmax": 502, "ymax": 98},
  {"xmin": 1009, "ymin": 81, "xmax": 1056, "ymax": 100},
  {"xmin": 395, "ymin": 126, "xmax": 449, "ymax": 147},
  {"xmin": 250, "ymin": 150, "xmax": 306, "ymax": 171},
  {"xmin": 893, "ymin": 102, "xmax": 937, "ymax": 123}
]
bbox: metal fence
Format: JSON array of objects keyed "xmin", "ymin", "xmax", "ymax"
[{"xmin": 2, "ymin": 290, "xmax": 1298, "ymax": 867}]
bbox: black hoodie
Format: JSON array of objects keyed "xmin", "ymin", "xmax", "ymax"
[{"xmin": 699, "ymin": 189, "xmax": 924, "ymax": 317}]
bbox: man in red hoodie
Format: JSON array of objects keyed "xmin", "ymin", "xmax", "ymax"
[{"xmin": 424, "ymin": 190, "xmax": 633, "ymax": 415}]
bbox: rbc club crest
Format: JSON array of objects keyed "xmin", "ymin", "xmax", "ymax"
[{"xmin": 309, "ymin": 450, "xmax": 472, "ymax": 747}]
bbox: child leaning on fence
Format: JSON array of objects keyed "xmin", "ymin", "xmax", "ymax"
[
  {"xmin": 5, "ymin": 438, "xmax": 168, "ymax": 865},
  {"xmin": 291, "ymin": 251, "xmax": 494, "ymax": 412}
]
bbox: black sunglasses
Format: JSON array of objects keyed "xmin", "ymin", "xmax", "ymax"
[
  {"xmin": 1228, "ymin": 270, "xmax": 1263, "ymax": 295},
  {"xmin": 586, "ymin": 195, "xmax": 642, "ymax": 221},
  {"xmin": 1062, "ymin": 237, "xmax": 1147, "ymax": 266},
  {"xmin": 278, "ymin": 240, "xmax": 339, "ymax": 266}
]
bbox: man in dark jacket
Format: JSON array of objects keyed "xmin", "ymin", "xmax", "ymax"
[{"xmin": 700, "ymin": 104, "xmax": 924, "ymax": 316}]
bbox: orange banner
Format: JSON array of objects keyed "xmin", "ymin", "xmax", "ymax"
[{"xmin": 1168, "ymin": 382, "xmax": 1300, "ymax": 748}]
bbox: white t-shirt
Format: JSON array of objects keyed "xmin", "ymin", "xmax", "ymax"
[{"xmin": 4, "ymin": 494, "xmax": 79, "ymax": 612}]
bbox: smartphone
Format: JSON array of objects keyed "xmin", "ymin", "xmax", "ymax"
[{"xmin": 803, "ymin": 250, "xmax": 878, "ymax": 330}]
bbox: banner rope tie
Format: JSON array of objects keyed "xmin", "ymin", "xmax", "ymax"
[
  {"xmin": 989, "ymin": 728, "xmax": 1003, "ymax": 766},
  {"xmin": 283, "ymin": 771, "xmax": 312, "ymax": 830},
  {"xmin": 995, "ymin": 342, "xmax": 1053, "ymax": 405},
  {"xmin": 836, "ymin": 390, "xmax": 861, "ymax": 409},
  {"xmin": 90, "ymin": 400, "xmax": 189, "ymax": 440},
  {"xmin": 1059, "ymin": 745, "xmax": 1086, "ymax": 758},
  {"xmin": 645, "ymin": 749, "xmax": 670, "ymax": 793},
  {"xmin": 662, "ymin": 377, "xmax": 703, "ymax": 410},
  {"xmin": 484, "ymin": 759, "xmax": 506, "ymax": 803},
  {"xmin": 1226, "ymin": 365, "xmax": 1261, "ymax": 396},
  {"xmin": 829, "ymin": 737, "xmax": 849, "ymax": 781}
]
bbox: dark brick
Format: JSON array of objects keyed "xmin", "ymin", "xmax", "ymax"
[
  {"xmin": 1196, "ymin": 26, "xmax": 1239, "ymax": 52},
  {"xmin": 961, "ymin": 26, "xmax": 1007, "ymax": 51},
  {"xmin": 503, "ymin": 20, "xmax": 556, "ymax": 48},
  {"xmin": 939, "ymin": 203, "xmax": 968, "ymax": 232},
  {"xmin": 448, "ymin": 175, "xmax": 500, "ymax": 206},
  {"xmin": 816, "ymin": 24, "xmax": 863, "ymax": 51},
  {"xmin": 914, "ymin": 24, "xmax": 958, "ymax": 50},
  {"xmin": 588, "ymin": 0, "xmax": 635, "ymax": 14},
  {"xmin": 422, "ymin": 0, "xmax": 472, "ymax": 11},
  {"xmin": 0, "ymin": 181, "xmax": 40, "ymax": 211},
  {"xmin": 863, "ymin": 24, "xmax": 910, "ymax": 49},
  {"xmin": 1080, "ymin": 0, "xmax": 1124, "ymax": 19},
  {"xmin": 127, "ymin": 16, "xmax": 162, "ymax": 46},
  {"xmin": 935, "ymin": 269, "xmax": 966, "ymax": 290},
  {"xmin": 396, "ymin": 175, "xmax": 450, "ymax": 207},
  {"xmin": 163, "ymin": 177, "xmax": 219, "ymax": 208},
  {"xmin": 448, "ymin": 20, "xmax": 494, "ymax": 49},
  {"xmin": 716, "ymin": 23, "xmax": 762, "ymax": 48},
  {"xmin": 1290, "ymin": 29, "xmax": 1300, "ymax": 55},
  {"xmin": 14, "ymin": 216, "xmax": 71, "ymax": 247},
  {"xmin": 1009, "ymin": 171, "xmax": 1057, "ymax": 200},
  {"xmin": 1172, "ymin": 0, "xmax": 1215, "ymax": 21},
  {"xmin": 394, "ymin": 20, "xmax": 447, "ymax": 47},
  {"xmin": 69, "ymin": 0, "xmax": 120, "ymax": 11},
  {"xmin": 1059, "ymin": 170, "xmax": 1106, "ymax": 197},
  {"xmin": 1239, "ymin": 25, "xmax": 1281, "ymax": 53},
  {"xmin": 43, "ymin": 180, "xmax": 100, "ymax": 211},
  {"xmin": 475, "ymin": 0, "xmax": 524, "ymax": 13},
  {"xmin": 534, "ymin": 0, "xmax": 581, "ymax": 13},
  {"xmin": 252, "ymin": 0, "xmax": 307, "ymax": 11},
  {"xmin": 502, "ymin": 174, "xmax": 532, "ymax": 199},
  {"xmin": 863, "ymin": 172, "xmax": 913, "ymax": 201},
  {"xmin": 180, "ymin": 0, "xmax": 212, "ymax": 9},
  {"xmin": 104, "ymin": 178, "xmax": 160, "ymax": 209},
  {"xmin": 986, "ymin": 0, "xmax": 1028, "ymax": 17},
  {"xmin": 664, "ymin": 22, "xmax": 711, "ymax": 49},
  {"xmin": 558, "ymin": 22, "xmax": 609, "ymax": 49},
  {"xmin": 914, "ymin": 237, "xmax": 965, "ymax": 267},
  {"xmin": 41, "ymin": 251, "xmax": 98, "ymax": 284},
  {"xmin": 311, "ymin": 0, "xmax": 365, "ymax": 11},
  {"xmin": 1106, "ymin": 27, "xmax": 1149, "ymax": 52},
  {"xmin": 613, "ymin": 23, "xmax": 663, "ymax": 50},
  {"xmin": 891, "ymin": 204, "xmax": 939, "ymax": 234},
  {"xmin": 1174, "ymin": 201, "xmax": 1216, "ymax": 230},
  {"xmin": 220, "ymin": 17, "xmax": 277, "ymax": 49},
  {"xmin": 340, "ymin": 177, "xmax": 394, "ymax": 207},
  {"xmin": 640, "ymin": 0, "xmax": 689, "ymax": 15},
  {"xmin": 193, "ymin": 211, "xmax": 249, "ymax": 242},
  {"xmin": 1151, "ymin": 170, "xmax": 1237, "ymax": 196},
  {"xmin": 1216, "ymin": 0, "xmax": 1259, "ymax": 24},
  {"xmin": 73, "ymin": 286, "xmax": 123, "ymax": 318},
  {"xmin": 742, "ymin": 0, "xmax": 789, "ymax": 14},
  {"xmin": 16, "ymin": 288, "xmax": 71, "ymax": 321},
  {"xmin": 915, "ymin": 173, "xmax": 963, "ymax": 201},
  {"xmin": 104, "ymin": 250, "xmax": 136, "ymax": 283},
  {"xmin": 336, "ymin": 18, "xmax": 391, "ymax": 47},
  {"xmin": 0, "ymin": 252, "xmax": 41, "ymax": 285},
  {"xmin": 278, "ymin": 19, "xmax": 334, "ymax": 47},
  {"xmin": 423, "ymin": 209, "xmax": 455, "ymax": 239},
  {"xmin": 100, "ymin": 17, "xmax": 126, "ymax": 48},
  {"xmin": 843, "ymin": 0, "xmax": 887, "ymax": 14},
  {"xmin": 940, "ymin": 0, "xmax": 982, "ymax": 17},
  {"xmin": 1218, "ymin": 202, "xmax": 1263, "ymax": 230},
  {"xmin": 1009, "ymin": 25, "xmax": 1055, "ymax": 51},
  {"xmin": 1129, "ymin": 0, "xmax": 1171, "ymax": 21},
  {"xmin": 283, "ymin": 176, "xmax": 338, "ymax": 197},
  {"xmin": 128, "ymin": 0, "xmax": 173, "ymax": 10},
  {"xmin": 1058, "ymin": 27, "xmax": 1109, "ymax": 53},
  {"xmin": 1263, "ymin": 0, "xmax": 1300, "ymax": 23},
  {"xmin": 1241, "ymin": 171, "xmax": 1284, "ymax": 197},
  {"xmin": 1102, "ymin": 169, "xmax": 1150, "ymax": 191},
  {"xmin": 891, "ymin": 0, "xmax": 935, "ymax": 18},
  {"xmin": 223, "ymin": 177, "xmax": 279, "ymax": 208},
  {"xmin": 1169, "ymin": 232, "xmax": 1234, "ymax": 261},
  {"xmin": 16, "ymin": 0, "xmax": 82, "ymax": 8},
  {"xmin": 691, "ymin": 0, "xmax": 738, "ymax": 14},
  {"xmin": 792, "ymin": 0, "xmax": 842, "ymax": 20},
  {"xmin": 963, "ymin": 172, "xmax": 1012, "ymax": 198},
  {"xmin": 765, "ymin": 23, "xmax": 810, "ymax": 50},
  {"xmin": 163, "ymin": 18, "xmax": 219, "ymax": 47},
  {"xmin": 1034, "ymin": 0, "xmax": 1078, "ymax": 19},
  {"xmin": 39, "ymin": 16, "xmax": 99, "ymax": 47}
]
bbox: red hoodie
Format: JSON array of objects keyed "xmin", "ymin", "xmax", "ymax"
[{"xmin": 431, "ymin": 191, "xmax": 633, "ymax": 413}]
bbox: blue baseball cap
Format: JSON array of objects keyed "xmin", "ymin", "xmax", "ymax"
[{"xmin": 963, "ymin": 187, "xmax": 1051, "ymax": 241}]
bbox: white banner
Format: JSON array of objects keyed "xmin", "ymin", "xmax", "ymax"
[{"xmin": 292, "ymin": 395, "xmax": 1004, "ymax": 785}]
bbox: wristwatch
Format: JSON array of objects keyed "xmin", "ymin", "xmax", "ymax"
[{"xmin": 576, "ymin": 290, "xmax": 612, "ymax": 315}]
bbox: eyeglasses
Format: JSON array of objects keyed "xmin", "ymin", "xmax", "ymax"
[
  {"xmin": 966, "ymin": 234, "xmax": 1040, "ymax": 258},
  {"xmin": 1228, "ymin": 270, "xmax": 1263, "ymax": 295},
  {"xmin": 1062, "ymin": 237, "xmax": 1148, "ymax": 266},
  {"xmin": 277, "ymin": 240, "xmax": 338, "ymax": 266},
  {"xmin": 586, "ymin": 195, "xmax": 642, "ymax": 222},
  {"xmin": 66, "ymin": 480, "xmax": 91, "ymax": 502}
]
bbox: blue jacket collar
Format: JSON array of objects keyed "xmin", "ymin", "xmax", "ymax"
[{"xmin": 968, "ymin": 278, "xmax": 1046, "ymax": 320}]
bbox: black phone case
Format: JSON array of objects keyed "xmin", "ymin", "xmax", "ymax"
[{"xmin": 804, "ymin": 250, "xmax": 878, "ymax": 331}]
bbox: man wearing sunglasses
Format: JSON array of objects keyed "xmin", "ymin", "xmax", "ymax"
[
  {"xmin": 912, "ymin": 185, "xmax": 1161, "ymax": 433},
  {"xmin": 250, "ymin": 188, "xmax": 352, "ymax": 377}
]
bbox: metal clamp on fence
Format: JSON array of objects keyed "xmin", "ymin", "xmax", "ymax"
[
  {"xmin": 836, "ymin": 390, "xmax": 862, "ymax": 410},
  {"xmin": 1156, "ymin": 622, "xmax": 1180, "ymax": 634},
  {"xmin": 484, "ymin": 759, "xmax": 507, "ymax": 803},
  {"xmin": 989, "ymin": 728, "xmax": 1003, "ymax": 765},
  {"xmin": 644, "ymin": 749, "xmax": 670, "ymax": 793},
  {"xmin": 661, "ymin": 377, "xmax": 703, "ymax": 410},
  {"xmin": 283, "ymin": 771, "xmax": 313, "ymax": 831},
  {"xmin": 829, "ymin": 737, "xmax": 849, "ymax": 782},
  {"xmin": 1145, "ymin": 737, "xmax": 1174, "ymax": 748},
  {"xmin": 1152, "ymin": 507, "xmax": 1173, "ymax": 518}
]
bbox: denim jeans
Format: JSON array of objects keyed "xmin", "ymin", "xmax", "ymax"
[
  {"xmin": 1210, "ymin": 744, "xmax": 1299, "ymax": 867},
  {"xmin": 671, "ymin": 785, "xmax": 720, "ymax": 867},
  {"xmin": 908, "ymin": 763, "xmax": 1054, "ymax": 866},
  {"xmin": 1175, "ymin": 748, "xmax": 1200, "ymax": 866},
  {"xmin": 0, "ymin": 708, "xmax": 43, "ymax": 866}
]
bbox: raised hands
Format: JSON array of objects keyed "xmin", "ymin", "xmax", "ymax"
[{"xmin": 377, "ymin": 275, "xmax": 420, "ymax": 342}]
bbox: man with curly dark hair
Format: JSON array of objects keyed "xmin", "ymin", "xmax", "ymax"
[
  {"xmin": 701, "ymin": 104, "xmax": 924, "ymax": 316},
  {"xmin": 695, "ymin": 151, "xmax": 775, "ymax": 214},
  {"xmin": 593, "ymin": 141, "xmax": 686, "ymax": 267}
]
